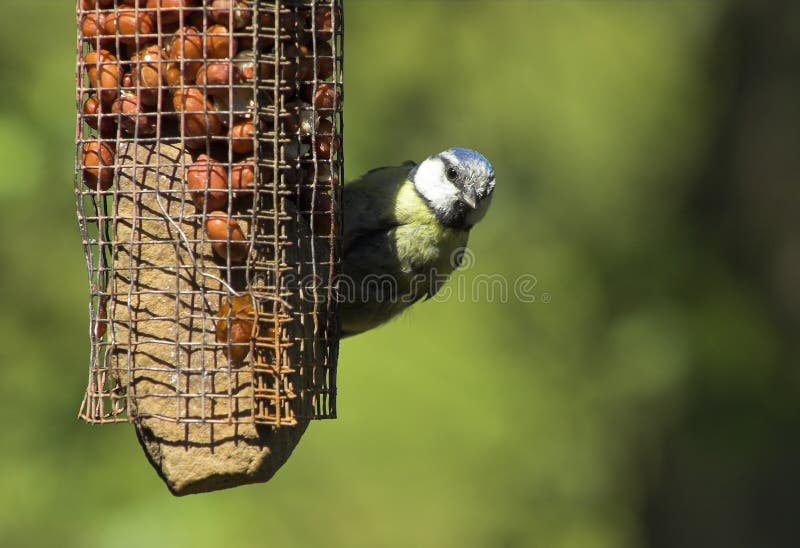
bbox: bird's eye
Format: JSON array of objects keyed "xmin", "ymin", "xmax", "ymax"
[{"xmin": 446, "ymin": 167, "xmax": 458, "ymax": 181}]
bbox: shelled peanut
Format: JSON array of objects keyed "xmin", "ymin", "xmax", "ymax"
[
  {"xmin": 205, "ymin": 210, "xmax": 248, "ymax": 262},
  {"xmin": 214, "ymin": 293, "xmax": 255, "ymax": 361}
]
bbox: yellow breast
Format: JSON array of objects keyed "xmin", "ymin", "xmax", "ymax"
[{"xmin": 393, "ymin": 182, "xmax": 469, "ymax": 288}]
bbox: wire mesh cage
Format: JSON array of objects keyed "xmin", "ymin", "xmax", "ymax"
[{"xmin": 75, "ymin": 0, "xmax": 342, "ymax": 428}]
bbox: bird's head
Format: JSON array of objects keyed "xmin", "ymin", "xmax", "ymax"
[{"xmin": 410, "ymin": 147, "xmax": 495, "ymax": 230}]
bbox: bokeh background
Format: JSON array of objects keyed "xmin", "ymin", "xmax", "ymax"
[{"xmin": 1, "ymin": 1, "xmax": 799, "ymax": 547}]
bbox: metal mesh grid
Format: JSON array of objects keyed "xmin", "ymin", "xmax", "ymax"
[{"xmin": 75, "ymin": 0, "xmax": 342, "ymax": 425}]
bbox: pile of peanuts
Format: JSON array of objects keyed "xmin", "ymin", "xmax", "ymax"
[{"xmin": 79, "ymin": 0, "xmax": 340, "ymax": 359}]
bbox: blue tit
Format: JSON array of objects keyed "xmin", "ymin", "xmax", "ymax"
[{"xmin": 340, "ymin": 147, "xmax": 495, "ymax": 336}]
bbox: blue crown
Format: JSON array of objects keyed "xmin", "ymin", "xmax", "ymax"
[{"xmin": 445, "ymin": 148, "xmax": 494, "ymax": 178}]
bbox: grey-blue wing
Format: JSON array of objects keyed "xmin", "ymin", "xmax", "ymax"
[
  {"xmin": 340, "ymin": 162, "xmax": 419, "ymax": 336},
  {"xmin": 342, "ymin": 162, "xmax": 415, "ymax": 254}
]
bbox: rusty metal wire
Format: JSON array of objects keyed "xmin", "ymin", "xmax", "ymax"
[{"xmin": 75, "ymin": 0, "xmax": 342, "ymax": 426}]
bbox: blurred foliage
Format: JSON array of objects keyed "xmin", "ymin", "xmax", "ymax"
[{"xmin": 0, "ymin": 1, "xmax": 798, "ymax": 547}]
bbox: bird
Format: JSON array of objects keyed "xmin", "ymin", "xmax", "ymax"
[{"xmin": 339, "ymin": 147, "xmax": 495, "ymax": 336}]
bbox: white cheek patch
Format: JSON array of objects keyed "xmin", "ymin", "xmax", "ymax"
[{"xmin": 412, "ymin": 158, "xmax": 460, "ymax": 214}]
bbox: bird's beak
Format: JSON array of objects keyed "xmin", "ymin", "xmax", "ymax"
[{"xmin": 461, "ymin": 192, "xmax": 477, "ymax": 210}]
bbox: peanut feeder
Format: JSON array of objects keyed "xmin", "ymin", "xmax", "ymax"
[{"xmin": 74, "ymin": 0, "xmax": 342, "ymax": 495}]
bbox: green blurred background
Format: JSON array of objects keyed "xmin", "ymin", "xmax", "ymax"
[{"xmin": 1, "ymin": 1, "xmax": 799, "ymax": 547}]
